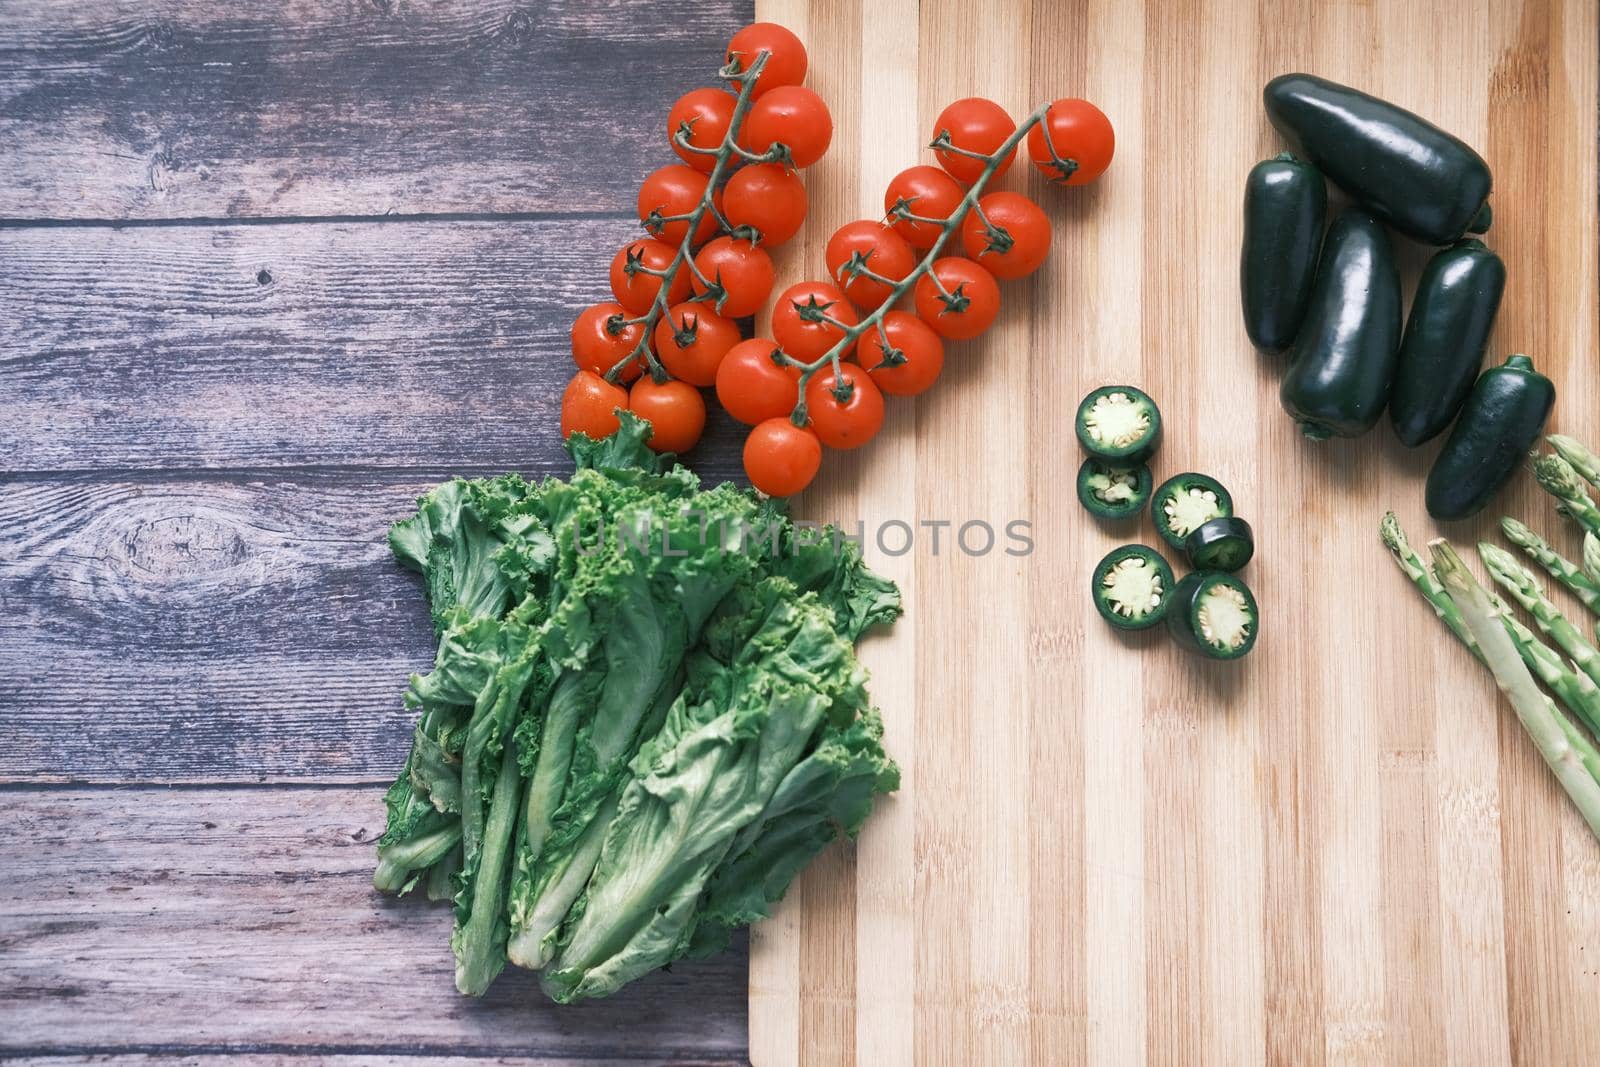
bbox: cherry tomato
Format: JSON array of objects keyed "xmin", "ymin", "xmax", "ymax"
[
  {"xmin": 653, "ymin": 302, "xmax": 741, "ymax": 387},
  {"xmin": 959, "ymin": 192, "xmax": 1051, "ymax": 279},
  {"xmin": 744, "ymin": 418, "xmax": 822, "ymax": 497},
  {"xmin": 804, "ymin": 363, "xmax": 884, "ymax": 450},
  {"xmin": 882, "ymin": 165, "xmax": 966, "ymax": 249},
  {"xmin": 691, "ymin": 236, "xmax": 775, "ymax": 318},
  {"xmin": 570, "ymin": 301, "xmax": 645, "ymax": 382},
  {"xmin": 771, "ymin": 281, "xmax": 859, "ymax": 361},
  {"xmin": 913, "ymin": 258, "xmax": 1000, "ymax": 341},
  {"xmin": 667, "ymin": 88, "xmax": 737, "ymax": 172},
  {"xmin": 742, "ymin": 86, "xmax": 832, "ymax": 169},
  {"xmin": 560, "ymin": 370, "xmax": 628, "ymax": 441},
  {"xmin": 628, "ymin": 376, "xmax": 706, "ymax": 453},
  {"xmin": 637, "ymin": 164, "xmax": 720, "ymax": 246},
  {"xmin": 609, "ymin": 239, "xmax": 689, "ymax": 315},
  {"xmin": 858, "ymin": 311, "xmax": 945, "ymax": 396},
  {"xmin": 723, "ymin": 163, "xmax": 807, "ymax": 246},
  {"xmin": 931, "ymin": 97, "xmax": 1017, "ymax": 184},
  {"xmin": 726, "ymin": 22, "xmax": 807, "ymax": 98},
  {"xmin": 716, "ymin": 337, "xmax": 800, "ymax": 425},
  {"xmin": 1027, "ymin": 98, "xmax": 1115, "ymax": 186},
  {"xmin": 824, "ymin": 220, "xmax": 917, "ymax": 311}
]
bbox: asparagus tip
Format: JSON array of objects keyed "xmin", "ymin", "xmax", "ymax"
[
  {"xmin": 1430, "ymin": 538, "xmax": 1470, "ymax": 591},
  {"xmin": 1534, "ymin": 454, "xmax": 1584, "ymax": 498},
  {"xmin": 1380, "ymin": 510, "xmax": 1403, "ymax": 552}
]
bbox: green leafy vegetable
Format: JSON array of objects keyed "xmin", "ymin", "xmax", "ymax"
[{"xmin": 374, "ymin": 413, "xmax": 900, "ymax": 1001}]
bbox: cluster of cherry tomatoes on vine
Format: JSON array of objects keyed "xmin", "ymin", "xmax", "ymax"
[{"xmin": 560, "ymin": 21, "xmax": 1115, "ymax": 498}]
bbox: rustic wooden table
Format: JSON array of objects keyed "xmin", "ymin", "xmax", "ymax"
[{"xmin": 1, "ymin": 2, "xmax": 754, "ymax": 1063}]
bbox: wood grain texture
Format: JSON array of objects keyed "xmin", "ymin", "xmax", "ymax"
[
  {"xmin": 3, "ymin": 1059, "xmax": 731, "ymax": 1067},
  {"xmin": 751, "ymin": 0, "xmax": 1600, "ymax": 1064},
  {"xmin": 0, "ymin": 219, "xmax": 747, "ymax": 475},
  {"xmin": 1, "ymin": 474, "xmax": 437, "ymax": 782},
  {"xmin": 0, "ymin": 0, "xmax": 761, "ymax": 1059},
  {"xmin": 0, "ymin": 787, "xmax": 745, "ymax": 1060},
  {"xmin": 0, "ymin": 0, "xmax": 743, "ymax": 220}
]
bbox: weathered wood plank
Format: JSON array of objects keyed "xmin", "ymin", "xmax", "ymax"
[
  {"xmin": 0, "ymin": 473, "xmax": 431, "ymax": 782},
  {"xmin": 0, "ymin": 219, "xmax": 747, "ymax": 475},
  {"xmin": 1, "ymin": 1058, "xmax": 738, "ymax": 1066},
  {"xmin": 0, "ymin": 787, "xmax": 747, "ymax": 1059},
  {"xmin": 0, "ymin": 469, "xmax": 811, "ymax": 783},
  {"xmin": 0, "ymin": 0, "xmax": 747, "ymax": 220},
  {"xmin": 4, "ymin": 1058, "xmax": 731, "ymax": 1066}
]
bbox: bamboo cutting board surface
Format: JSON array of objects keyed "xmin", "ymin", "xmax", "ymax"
[{"xmin": 749, "ymin": 0, "xmax": 1600, "ymax": 1063}]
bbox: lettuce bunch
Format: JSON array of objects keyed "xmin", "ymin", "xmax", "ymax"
[{"xmin": 374, "ymin": 414, "xmax": 899, "ymax": 1003}]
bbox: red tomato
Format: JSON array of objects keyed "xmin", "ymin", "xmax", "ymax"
[
  {"xmin": 570, "ymin": 302, "xmax": 645, "ymax": 382},
  {"xmin": 959, "ymin": 191, "xmax": 1051, "ymax": 279},
  {"xmin": 723, "ymin": 163, "xmax": 807, "ymax": 246},
  {"xmin": 1027, "ymin": 98, "xmax": 1115, "ymax": 186},
  {"xmin": 742, "ymin": 86, "xmax": 832, "ymax": 169},
  {"xmin": 824, "ymin": 220, "xmax": 917, "ymax": 310},
  {"xmin": 653, "ymin": 302, "xmax": 742, "ymax": 387},
  {"xmin": 716, "ymin": 337, "xmax": 800, "ymax": 425},
  {"xmin": 771, "ymin": 281, "xmax": 859, "ymax": 361},
  {"xmin": 609, "ymin": 239, "xmax": 689, "ymax": 315},
  {"xmin": 667, "ymin": 88, "xmax": 737, "ymax": 172},
  {"xmin": 561, "ymin": 370, "xmax": 628, "ymax": 441},
  {"xmin": 744, "ymin": 419, "xmax": 822, "ymax": 497},
  {"xmin": 931, "ymin": 97, "xmax": 1017, "ymax": 184},
  {"xmin": 913, "ymin": 258, "xmax": 1000, "ymax": 340},
  {"xmin": 691, "ymin": 237, "xmax": 775, "ymax": 318},
  {"xmin": 804, "ymin": 363, "xmax": 884, "ymax": 450},
  {"xmin": 882, "ymin": 165, "xmax": 966, "ymax": 249},
  {"xmin": 637, "ymin": 164, "xmax": 720, "ymax": 246},
  {"xmin": 859, "ymin": 311, "xmax": 945, "ymax": 396},
  {"xmin": 628, "ymin": 376, "xmax": 706, "ymax": 453},
  {"xmin": 726, "ymin": 22, "xmax": 808, "ymax": 98}
]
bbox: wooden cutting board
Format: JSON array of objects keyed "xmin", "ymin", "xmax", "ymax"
[{"xmin": 748, "ymin": 0, "xmax": 1600, "ymax": 1063}]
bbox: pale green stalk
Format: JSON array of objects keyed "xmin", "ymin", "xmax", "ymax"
[
  {"xmin": 1381, "ymin": 512, "xmax": 1475, "ymax": 647},
  {"xmin": 1533, "ymin": 454, "xmax": 1600, "ymax": 538},
  {"xmin": 1548, "ymin": 434, "xmax": 1600, "ymax": 489},
  {"xmin": 1383, "ymin": 513, "xmax": 1600, "ymax": 748},
  {"xmin": 1480, "ymin": 542, "xmax": 1600, "ymax": 693},
  {"xmin": 1430, "ymin": 539, "xmax": 1600, "ymax": 839},
  {"xmin": 1585, "ymin": 533, "xmax": 1600, "ymax": 586},
  {"xmin": 1500, "ymin": 516, "xmax": 1600, "ymax": 615}
]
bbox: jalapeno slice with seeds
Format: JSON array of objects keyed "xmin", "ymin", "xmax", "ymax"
[
  {"xmin": 1167, "ymin": 571, "xmax": 1259, "ymax": 660},
  {"xmin": 1076, "ymin": 458, "xmax": 1152, "ymax": 520},
  {"xmin": 1151, "ymin": 472, "xmax": 1233, "ymax": 551},
  {"xmin": 1075, "ymin": 385, "xmax": 1162, "ymax": 463},
  {"xmin": 1091, "ymin": 544, "xmax": 1175, "ymax": 631}
]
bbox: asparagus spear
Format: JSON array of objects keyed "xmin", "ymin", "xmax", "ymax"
[
  {"xmin": 1548, "ymin": 434, "xmax": 1600, "ymax": 489},
  {"xmin": 1499, "ymin": 517, "xmax": 1600, "ymax": 614},
  {"xmin": 1585, "ymin": 533, "xmax": 1600, "ymax": 586},
  {"xmin": 1480, "ymin": 543, "xmax": 1600, "ymax": 728},
  {"xmin": 1430, "ymin": 540, "xmax": 1600, "ymax": 838},
  {"xmin": 1480, "ymin": 542, "xmax": 1600, "ymax": 681},
  {"xmin": 1533, "ymin": 454, "xmax": 1600, "ymax": 538},
  {"xmin": 1383, "ymin": 514, "xmax": 1600, "ymax": 746},
  {"xmin": 1382, "ymin": 512, "xmax": 1477, "ymax": 647}
]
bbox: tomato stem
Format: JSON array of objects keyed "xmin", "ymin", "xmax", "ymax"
[
  {"xmin": 782, "ymin": 101, "xmax": 1053, "ymax": 409},
  {"xmin": 927, "ymin": 131, "xmax": 997, "ymax": 163},
  {"xmin": 602, "ymin": 49, "xmax": 773, "ymax": 385}
]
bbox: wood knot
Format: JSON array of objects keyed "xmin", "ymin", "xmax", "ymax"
[{"xmin": 112, "ymin": 510, "xmax": 257, "ymax": 594}]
